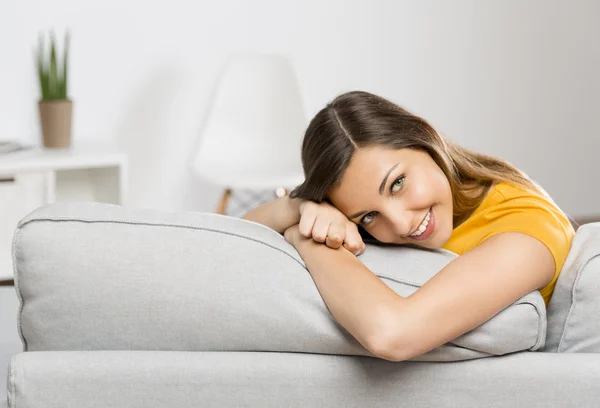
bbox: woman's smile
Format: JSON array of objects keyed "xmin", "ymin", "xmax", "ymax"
[{"xmin": 406, "ymin": 207, "xmax": 435, "ymax": 241}]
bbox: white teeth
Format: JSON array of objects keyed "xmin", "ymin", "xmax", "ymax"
[{"xmin": 410, "ymin": 210, "xmax": 431, "ymax": 237}]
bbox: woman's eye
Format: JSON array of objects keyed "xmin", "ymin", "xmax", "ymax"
[
  {"xmin": 360, "ymin": 212, "xmax": 376, "ymax": 226},
  {"xmin": 391, "ymin": 175, "xmax": 406, "ymax": 194}
]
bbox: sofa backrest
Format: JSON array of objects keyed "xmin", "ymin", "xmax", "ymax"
[{"xmin": 12, "ymin": 202, "xmax": 547, "ymax": 361}]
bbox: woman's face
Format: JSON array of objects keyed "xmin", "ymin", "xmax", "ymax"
[{"xmin": 328, "ymin": 146, "xmax": 454, "ymax": 249}]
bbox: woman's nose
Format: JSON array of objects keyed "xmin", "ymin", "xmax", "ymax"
[{"xmin": 387, "ymin": 210, "xmax": 413, "ymax": 237}]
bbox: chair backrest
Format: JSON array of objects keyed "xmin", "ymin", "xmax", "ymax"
[{"xmin": 191, "ymin": 54, "xmax": 306, "ymax": 189}]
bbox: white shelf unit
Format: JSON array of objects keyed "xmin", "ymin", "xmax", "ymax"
[{"xmin": 0, "ymin": 142, "xmax": 128, "ymax": 281}]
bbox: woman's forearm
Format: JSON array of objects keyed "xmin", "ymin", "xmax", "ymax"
[
  {"xmin": 292, "ymin": 234, "xmax": 403, "ymax": 356},
  {"xmin": 241, "ymin": 196, "xmax": 303, "ymax": 234}
]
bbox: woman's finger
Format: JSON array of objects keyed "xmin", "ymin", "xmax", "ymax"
[
  {"xmin": 298, "ymin": 211, "xmax": 317, "ymax": 238},
  {"xmin": 344, "ymin": 223, "xmax": 365, "ymax": 255},
  {"xmin": 311, "ymin": 217, "xmax": 331, "ymax": 243},
  {"xmin": 325, "ymin": 223, "xmax": 345, "ymax": 249}
]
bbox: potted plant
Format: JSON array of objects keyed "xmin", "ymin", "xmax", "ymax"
[{"xmin": 36, "ymin": 31, "xmax": 72, "ymax": 148}]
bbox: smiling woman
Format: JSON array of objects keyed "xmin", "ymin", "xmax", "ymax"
[{"xmin": 243, "ymin": 91, "xmax": 575, "ymax": 361}]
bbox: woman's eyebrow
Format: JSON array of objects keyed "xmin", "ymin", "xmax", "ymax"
[
  {"xmin": 347, "ymin": 162, "xmax": 401, "ymax": 220},
  {"xmin": 379, "ymin": 162, "xmax": 400, "ymax": 194}
]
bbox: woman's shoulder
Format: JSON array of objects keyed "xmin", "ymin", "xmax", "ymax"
[
  {"xmin": 476, "ymin": 181, "xmax": 575, "ymax": 239},
  {"xmin": 491, "ymin": 180, "xmax": 536, "ymax": 198},
  {"xmin": 486, "ymin": 181, "xmax": 558, "ymax": 210},
  {"xmin": 458, "ymin": 180, "xmax": 574, "ymax": 240}
]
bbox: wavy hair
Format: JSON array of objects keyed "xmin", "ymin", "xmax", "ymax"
[{"xmin": 289, "ymin": 91, "xmax": 545, "ymax": 230}]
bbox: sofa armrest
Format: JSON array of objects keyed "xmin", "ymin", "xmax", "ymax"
[{"xmin": 545, "ymin": 222, "xmax": 600, "ymax": 352}]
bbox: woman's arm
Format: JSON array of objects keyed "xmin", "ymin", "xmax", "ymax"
[
  {"xmin": 285, "ymin": 226, "xmax": 555, "ymax": 362},
  {"xmin": 241, "ymin": 196, "xmax": 303, "ymax": 234},
  {"xmin": 373, "ymin": 232, "xmax": 555, "ymax": 361},
  {"xmin": 283, "ymin": 225, "xmax": 401, "ymax": 354}
]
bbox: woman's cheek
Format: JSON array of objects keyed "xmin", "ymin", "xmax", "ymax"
[
  {"xmin": 409, "ymin": 183, "xmax": 433, "ymax": 209},
  {"xmin": 371, "ymin": 226, "xmax": 393, "ymax": 244}
]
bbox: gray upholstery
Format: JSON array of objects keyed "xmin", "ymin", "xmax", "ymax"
[
  {"xmin": 8, "ymin": 351, "xmax": 600, "ymax": 408},
  {"xmin": 7, "ymin": 202, "xmax": 600, "ymax": 407},
  {"xmin": 546, "ymin": 222, "xmax": 600, "ymax": 352},
  {"xmin": 12, "ymin": 202, "xmax": 546, "ymax": 361}
]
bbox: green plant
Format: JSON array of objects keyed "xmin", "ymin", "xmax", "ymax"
[{"xmin": 36, "ymin": 31, "xmax": 70, "ymax": 101}]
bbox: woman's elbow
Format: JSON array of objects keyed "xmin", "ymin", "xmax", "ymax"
[{"xmin": 367, "ymin": 329, "xmax": 414, "ymax": 362}]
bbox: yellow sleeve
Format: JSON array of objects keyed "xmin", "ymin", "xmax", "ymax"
[{"xmin": 475, "ymin": 199, "xmax": 574, "ymax": 305}]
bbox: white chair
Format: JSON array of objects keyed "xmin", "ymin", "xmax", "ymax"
[{"xmin": 190, "ymin": 54, "xmax": 307, "ymax": 214}]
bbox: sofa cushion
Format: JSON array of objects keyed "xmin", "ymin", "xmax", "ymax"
[
  {"xmin": 12, "ymin": 202, "xmax": 546, "ymax": 361},
  {"xmin": 9, "ymin": 351, "xmax": 600, "ymax": 408},
  {"xmin": 545, "ymin": 222, "xmax": 600, "ymax": 352}
]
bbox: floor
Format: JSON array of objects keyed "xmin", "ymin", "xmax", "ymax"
[{"xmin": 0, "ymin": 284, "xmax": 22, "ymax": 404}]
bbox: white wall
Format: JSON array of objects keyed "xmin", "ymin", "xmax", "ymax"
[{"xmin": 1, "ymin": 0, "xmax": 599, "ymax": 218}]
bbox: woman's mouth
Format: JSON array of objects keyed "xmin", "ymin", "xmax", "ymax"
[{"xmin": 407, "ymin": 207, "xmax": 435, "ymax": 241}]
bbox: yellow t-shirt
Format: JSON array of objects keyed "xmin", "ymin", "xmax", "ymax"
[{"xmin": 441, "ymin": 182, "xmax": 575, "ymax": 306}]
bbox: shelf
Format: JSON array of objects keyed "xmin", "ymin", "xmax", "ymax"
[{"xmin": 0, "ymin": 141, "xmax": 127, "ymax": 175}]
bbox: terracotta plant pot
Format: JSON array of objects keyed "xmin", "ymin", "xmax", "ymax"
[{"xmin": 38, "ymin": 100, "xmax": 73, "ymax": 148}]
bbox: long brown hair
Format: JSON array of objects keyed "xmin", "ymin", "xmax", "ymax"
[{"xmin": 289, "ymin": 90, "xmax": 545, "ymax": 229}]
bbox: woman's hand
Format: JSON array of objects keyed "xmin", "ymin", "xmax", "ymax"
[{"xmin": 289, "ymin": 200, "xmax": 365, "ymax": 256}]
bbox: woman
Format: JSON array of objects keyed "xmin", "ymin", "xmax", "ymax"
[{"xmin": 243, "ymin": 91, "xmax": 575, "ymax": 362}]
